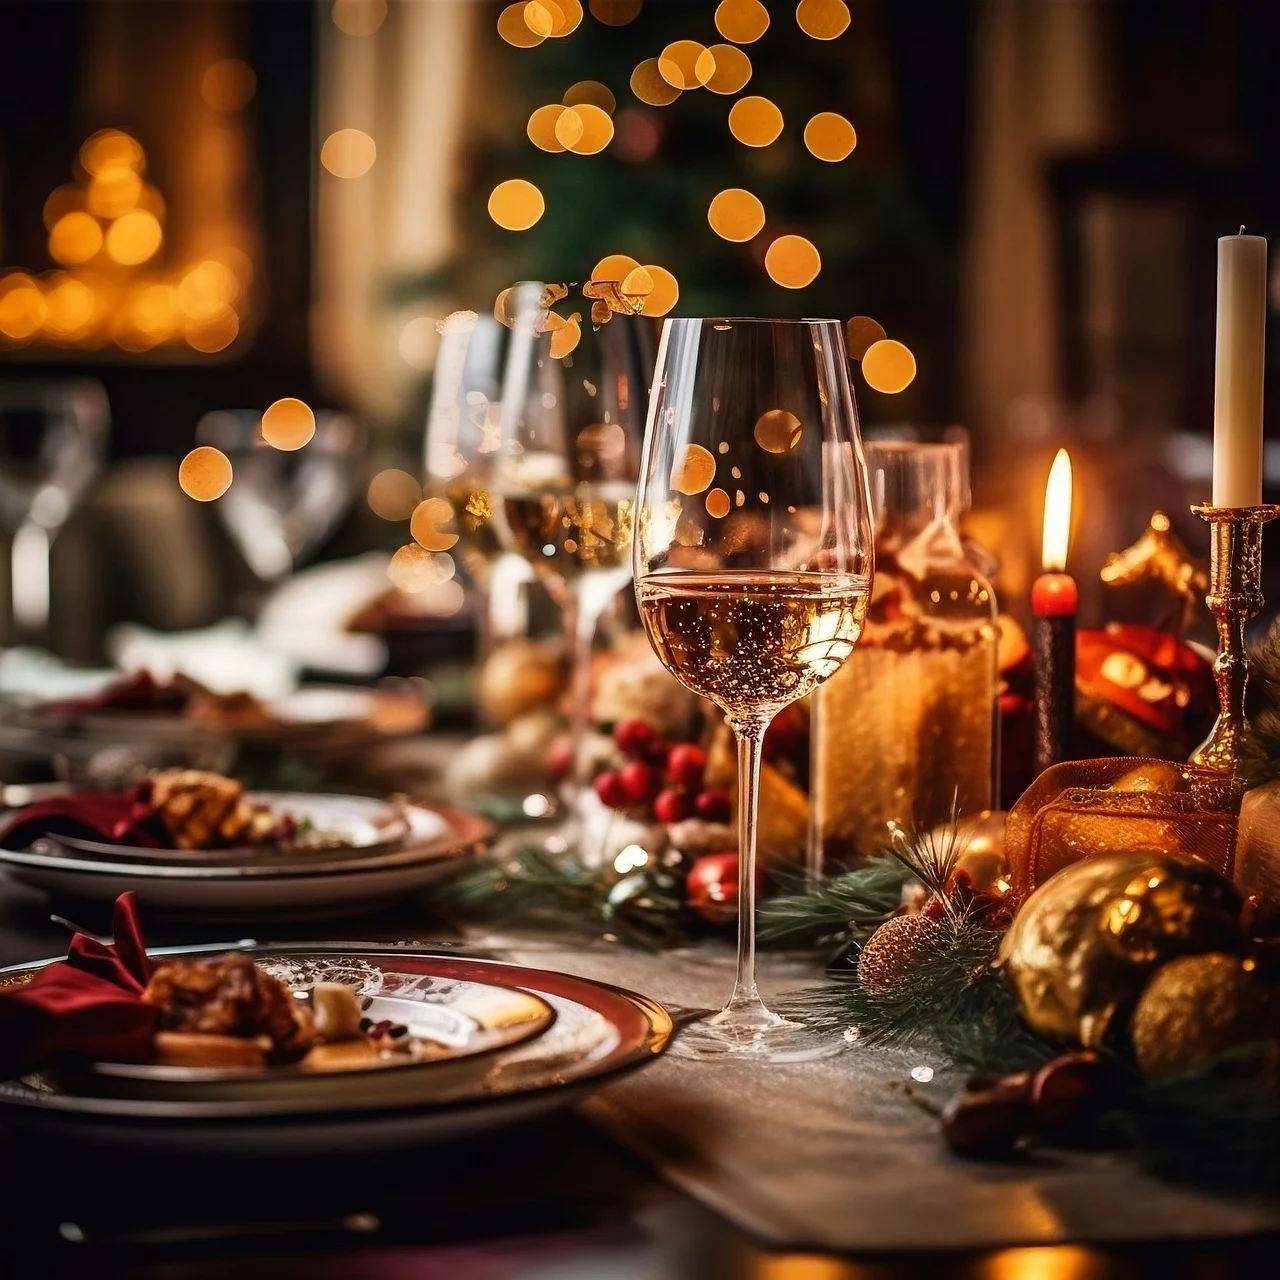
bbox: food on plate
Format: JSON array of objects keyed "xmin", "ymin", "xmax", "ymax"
[{"xmin": 140, "ymin": 770, "xmax": 297, "ymax": 849}]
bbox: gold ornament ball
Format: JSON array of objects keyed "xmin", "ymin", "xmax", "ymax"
[
  {"xmin": 998, "ymin": 852, "xmax": 1244, "ymax": 1047},
  {"xmin": 1131, "ymin": 953, "xmax": 1275, "ymax": 1080},
  {"xmin": 476, "ymin": 639, "xmax": 565, "ymax": 727},
  {"xmin": 857, "ymin": 913, "xmax": 944, "ymax": 994}
]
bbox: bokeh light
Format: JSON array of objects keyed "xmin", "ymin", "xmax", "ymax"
[
  {"xmin": 488, "ymin": 179, "xmax": 545, "ymax": 230},
  {"xmin": 846, "ymin": 315, "xmax": 886, "ymax": 359},
  {"xmin": 708, "ymin": 188, "xmax": 765, "ymax": 241},
  {"xmin": 388, "ymin": 543, "xmax": 444, "ymax": 592},
  {"xmin": 796, "ymin": 0, "xmax": 852, "ymax": 40},
  {"xmin": 42, "ymin": 276, "xmax": 95, "ymax": 340},
  {"xmin": 861, "ymin": 339, "xmax": 917, "ymax": 393},
  {"xmin": 48, "ymin": 212, "xmax": 103, "ymax": 265},
  {"xmin": 179, "ymin": 446, "xmax": 233, "ymax": 501},
  {"xmin": 43, "ymin": 185, "xmax": 82, "ymax": 231},
  {"xmin": 321, "ymin": 128, "xmax": 377, "ymax": 178},
  {"xmin": 201, "ymin": 58, "xmax": 257, "ymax": 112},
  {"xmin": 705, "ymin": 45, "xmax": 752, "ymax": 95},
  {"xmin": 754, "ymin": 409, "xmax": 803, "ymax": 453},
  {"xmin": 593, "ymin": 253, "xmax": 641, "ymax": 281},
  {"xmin": 672, "ymin": 443, "xmax": 717, "ymax": 495},
  {"xmin": 498, "ymin": 2, "xmax": 545, "ymax": 47},
  {"xmin": 0, "ymin": 275, "xmax": 47, "ymax": 341},
  {"xmin": 804, "ymin": 111, "xmax": 857, "ymax": 161},
  {"xmin": 80, "ymin": 130, "xmax": 144, "ymax": 177},
  {"xmin": 565, "ymin": 104, "xmax": 614, "ymax": 153},
  {"xmin": 332, "ymin": 0, "xmax": 388, "ymax": 36},
  {"xmin": 630, "ymin": 58, "xmax": 682, "ymax": 107},
  {"xmin": 368, "ymin": 469, "xmax": 423, "ymax": 521},
  {"xmin": 658, "ymin": 41, "xmax": 716, "ymax": 90},
  {"xmin": 715, "ymin": 0, "xmax": 770, "ymax": 43},
  {"xmin": 589, "ymin": 0, "xmax": 642, "ymax": 22},
  {"xmin": 178, "ymin": 260, "xmax": 239, "ymax": 319},
  {"xmin": 549, "ymin": 316, "xmax": 582, "ymax": 358},
  {"xmin": 728, "ymin": 96, "xmax": 784, "ymax": 147},
  {"xmin": 132, "ymin": 284, "xmax": 179, "ymax": 342},
  {"xmin": 104, "ymin": 210, "xmax": 163, "ymax": 265},
  {"xmin": 410, "ymin": 497, "xmax": 460, "ymax": 552},
  {"xmin": 552, "ymin": 106, "xmax": 586, "ymax": 150},
  {"xmin": 86, "ymin": 166, "xmax": 142, "ymax": 218},
  {"xmin": 563, "ymin": 80, "xmax": 616, "ymax": 114},
  {"xmin": 184, "ymin": 308, "xmax": 240, "ymax": 353},
  {"xmin": 765, "ymin": 234, "xmax": 822, "ymax": 288},
  {"xmin": 398, "ymin": 315, "xmax": 439, "ymax": 369},
  {"xmin": 705, "ymin": 487, "xmax": 731, "ymax": 518},
  {"xmin": 261, "ymin": 397, "xmax": 316, "ymax": 451},
  {"xmin": 528, "ymin": 104, "xmax": 570, "ymax": 153},
  {"xmin": 639, "ymin": 265, "xmax": 680, "ymax": 316}
]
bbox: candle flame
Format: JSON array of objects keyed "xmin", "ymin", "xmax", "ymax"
[{"xmin": 1042, "ymin": 448, "xmax": 1072, "ymax": 571}]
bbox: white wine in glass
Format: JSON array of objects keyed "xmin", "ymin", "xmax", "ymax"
[{"xmin": 633, "ymin": 317, "xmax": 874, "ymax": 1061}]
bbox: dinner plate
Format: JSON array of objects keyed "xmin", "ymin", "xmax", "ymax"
[
  {"xmin": 0, "ymin": 947, "xmax": 673, "ymax": 1154},
  {"xmin": 46, "ymin": 793, "xmax": 412, "ymax": 866},
  {"xmin": 0, "ymin": 804, "xmax": 492, "ymax": 919}
]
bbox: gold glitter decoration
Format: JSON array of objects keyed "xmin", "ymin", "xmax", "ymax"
[
  {"xmin": 764, "ymin": 234, "xmax": 821, "ymax": 288},
  {"xmin": 804, "ymin": 111, "xmax": 856, "ymax": 161},
  {"xmin": 631, "ymin": 58, "xmax": 682, "ymax": 106},
  {"xmin": 488, "ymin": 179, "xmax": 545, "ymax": 231},
  {"xmin": 672, "ymin": 443, "xmax": 717, "ymax": 495},
  {"xmin": 563, "ymin": 80, "xmax": 616, "ymax": 114},
  {"xmin": 861, "ymin": 339, "xmax": 917, "ymax": 393},
  {"xmin": 639, "ymin": 265, "xmax": 679, "ymax": 316},
  {"xmin": 261, "ymin": 397, "xmax": 316, "ymax": 451},
  {"xmin": 705, "ymin": 45, "xmax": 752, "ymax": 95},
  {"xmin": 590, "ymin": 0, "xmax": 642, "ymax": 23},
  {"xmin": 845, "ymin": 315, "xmax": 886, "ymax": 359},
  {"xmin": 179, "ymin": 447, "xmax": 232, "ymax": 501},
  {"xmin": 796, "ymin": 0, "xmax": 851, "ymax": 40},
  {"xmin": 754, "ymin": 408, "xmax": 803, "ymax": 453},
  {"xmin": 593, "ymin": 253, "xmax": 640, "ymax": 281},
  {"xmin": 552, "ymin": 106, "xmax": 587, "ymax": 149},
  {"xmin": 549, "ymin": 317, "xmax": 582, "ymax": 358},
  {"xmin": 705, "ymin": 487, "xmax": 731, "ymax": 518},
  {"xmin": 728, "ymin": 96, "xmax": 783, "ymax": 147},
  {"xmin": 411, "ymin": 497, "xmax": 460, "ymax": 552},
  {"xmin": 707, "ymin": 188, "xmax": 765, "ymax": 242},
  {"xmin": 498, "ymin": 2, "xmax": 544, "ymax": 46},
  {"xmin": 368, "ymin": 469, "xmax": 423, "ymax": 521},
  {"xmin": 563, "ymin": 104, "xmax": 614, "ymax": 154},
  {"xmin": 528, "ymin": 104, "xmax": 571, "ymax": 152},
  {"xmin": 658, "ymin": 40, "xmax": 716, "ymax": 90},
  {"xmin": 715, "ymin": 0, "xmax": 770, "ymax": 43}
]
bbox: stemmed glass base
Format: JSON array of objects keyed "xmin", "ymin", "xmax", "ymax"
[{"xmin": 670, "ymin": 992, "xmax": 846, "ymax": 1063}]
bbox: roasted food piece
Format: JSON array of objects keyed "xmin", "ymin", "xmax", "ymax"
[
  {"xmin": 140, "ymin": 769, "xmax": 291, "ymax": 849},
  {"xmin": 144, "ymin": 953, "xmax": 314, "ymax": 1063}
]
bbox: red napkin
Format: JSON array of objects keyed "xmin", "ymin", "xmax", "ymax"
[
  {"xmin": 0, "ymin": 892, "xmax": 157, "ymax": 1078},
  {"xmin": 0, "ymin": 789, "xmax": 163, "ymax": 850}
]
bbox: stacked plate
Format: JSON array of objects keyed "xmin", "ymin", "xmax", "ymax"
[
  {"xmin": 0, "ymin": 947, "xmax": 672, "ymax": 1154},
  {"xmin": 0, "ymin": 793, "xmax": 492, "ymax": 919}
]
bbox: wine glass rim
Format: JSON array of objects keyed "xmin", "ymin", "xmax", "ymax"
[{"xmin": 668, "ymin": 316, "xmax": 843, "ymax": 326}]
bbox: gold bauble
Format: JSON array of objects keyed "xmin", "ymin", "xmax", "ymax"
[
  {"xmin": 857, "ymin": 914, "xmax": 943, "ymax": 994},
  {"xmin": 948, "ymin": 809, "xmax": 1009, "ymax": 891},
  {"xmin": 476, "ymin": 639, "xmax": 565, "ymax": 727},
  {"xmin": 1131, "ymin": 953, "xmax": 1275, "ymax": 1080},
  {"xmin": 998, "ymin": 852, "xmax": 1244, "ymax": 1046}
]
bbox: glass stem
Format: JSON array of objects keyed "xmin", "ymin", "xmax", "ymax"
[{"xmin": 566, "ymin": 585, "xmax": 598, "ymax": 793}]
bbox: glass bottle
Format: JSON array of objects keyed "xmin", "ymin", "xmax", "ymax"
[{"xmin": 811, "ymin": 439, "xmax": 999, "ymax": 864}]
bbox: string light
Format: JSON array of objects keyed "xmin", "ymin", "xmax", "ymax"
[
  {"xmin": 261, "ymin": 398, "xmax": 316, "ymax": 451},
  {"xmin": 764, "ymin": 234, "xmax": 822, "ymax": 288},
  {"xmin": 179, "ymin": 446, "xmax": 233, "ymax": 501},
  {"xmin": 488, "ymin": 179, "xmax": 545, "ymax": 231}
]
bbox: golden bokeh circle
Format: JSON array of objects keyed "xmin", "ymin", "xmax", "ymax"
[
  {"xmin": 368, "ymin": 469, "xmax": 423, "ymax": 521},
  {"xmin": 80, "ymin": 130, "xmax": 143, "ymax": 177},
  {"xmin": 549, "ymin": 318, "xmax": 582, "ymax": 359},
  {"xmin": 87, "ymin": 166, "xmax": 142, "ymax": 218},
  {"xmin": 705, "ymin": 44, "xmax": 752, "ymax": 94},
  {"xmin": 765, "ymin": 234, "xmax": 822, "ymax": 288},
  {"xmin": 564, "ymin": 104, "xmax": 614, "ymax": 154},
  {"xmin": 861, "ymin": 339, "xmax": 917, "ymax": 393},
  {"xmin": 563, "ymin": 80, "xmax": 616, "ymax": 114},
  {"xmin": 715, "ymin": 0, "xmax": 770, "ymax": 43},
  {"xmin": 179, "ymin": 447, "xmax": 233, "ymax": 501},
  {"xmin": 552, "ymin": 0, "xmax": 584, "ymax": 35},
  {"xmin": 592, "ymin": 253, "xmax": 641, "ymax": 281},
  {"xmin": 705, "ymin": 487, "xmax": 731, "ymax": 519},
  {"xmin": 754, "ymin": 409, "xmax": 803, "ymax": 453},
  {"xmin": 132, "ymin": 284, "xmax": 179, "ymax": 341},
  {"xmin": 804, "ymin": 111, "xmax": 857, "ymax": 161},
  {"xmin": 332, "ymin": 0, "xmax": 388, "ymax": 36},
  {"xmin": 523, "ymin": 1, "xmax": 559, "ymax": 37},
  {"xmin": 488, "ymin": 179, "xmax": 545, "ymax": 231},
  {"xmin": 43, "ymin": 276, "xmax": 94, "ymax": 340},
  {"xmin": 201, "ymin": 58, "xmax": 257, "ymax": 112},
  {"xmin": 672, "ymin": 444, "xmax": 717, "ymax": 495},
  {"xmin": 389, "ymin": 543, "xmax": 441, "ymax": 592},
  {"xmin": 707, "ymin": 188, "xmax": 765, "ymax": 242},
  {"xmin": 620, "ymin": 266, "xmax": 654, "ymax": 298},
  {"xmin": 48, "ymin": 212, "xmax": 103, "ymax": 265},
  {"xmin": 528, "ymin": 104, "xmax": 569, "ymax": 152},
  {"xmin": 640, "ymin": 265, "xmax": 679, "ymax": 317},
  {"xmin": 411, "ymin": 496, "xmax": 460, "ymax": 552},
  {"xmin": 105, "ymin": 210, "xmax": 163, "ymax": 265},
  {"xmin": 321, "ymin": 128, "xmax": 377, "ymax": 178},
  {"xmin": 498, "ymin": 1, "xmax": 544, "ymax": 46},
  {"xmin": 184, "ymin": 308, "xmax": 240, "ymax": 354},
  {"xmin": 658, "ymin": 40, "xmax": 715, "ymax": 90},
  {"xmin": 552, "ymin": 106, "xmax": 587, "ymax": 149},
  {"xmin": 846, "ymin": 316, "xmax": 886, "ymax": 359},
  {"xmin": 43, "ymin": 185, "xmax": 82, "ymax": 232},
  {"xmin": 796, "ymin": 0, "xmax": 851, "ymax": 40},
  {"xmin": 589, "ymin": 0, "xmax": 642, "ymax": 24},
  {"xmin": 630, "ymin": 58, "xmax": 682, "ymax": 107},
  {"xmin": 728, "ymin": 96, "xmax": 783, "ymax": 147},
  {"xmin": 262, "ymin": 397, "xmax": 316, "ymax": 451}
]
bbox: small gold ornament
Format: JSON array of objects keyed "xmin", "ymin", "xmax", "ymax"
[
  {"xmin": 857, "ymin": 914, "xmax": 943, "ymax": 994},
  {"xmin": 998, "ymin": 852, "xmax": 1245, "ymax": 1046},
  {"xmin": 1130, "ymin": 953, "xmax": 1275, "ymax": 1080}
]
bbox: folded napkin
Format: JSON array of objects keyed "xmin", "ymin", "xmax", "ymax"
[
  {"xmin": 0, "ymin": 893, "xmax": 157, "ymax": 1078},
  {"xmin": 0, "ymin": 788, "xmax": 162, "ymax": 851}
]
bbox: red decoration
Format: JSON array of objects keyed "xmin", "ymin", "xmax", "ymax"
[
  {"xmin": 685, "ymin": 851, "xmax": 762, "ymax": 924},
  {"xmin": 1031, "ymin": 572, "xmax": 1079, "ymax": 617}
]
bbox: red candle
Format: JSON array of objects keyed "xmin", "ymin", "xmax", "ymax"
[{"xmin": 1033, "ymin": 449, "xmax": 1077, "ymax": 772}]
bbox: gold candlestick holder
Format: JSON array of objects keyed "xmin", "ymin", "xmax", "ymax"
[{"xmin": 1188, "ymin": 502, "xmax": 1280, "ymax": 796}]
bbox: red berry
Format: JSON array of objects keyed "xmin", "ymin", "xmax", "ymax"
[
  {"xmin": 618, "ymin": 760, "xmax": 658, "ymax": 804},
  {"xmin": 543, "ymin": 735, "xmax": 574, "ymax": 783},
  {"xmin": 694, "ymin": 787, "xmax": 733, "ymax": 822},
  {"xmin": 593, "ymin": 770, "xmax": 628, "ymax": 810},
  {"xmin": 665, "ymin": 743, "xmax": 707, "ymax": 789},
  {"xmin": 653, "ymin": 788, "xmax": 692, "ymax": 824},
  {"xmin": 613, "ymin": 719, "xmax": 656, "ymax": 758}
]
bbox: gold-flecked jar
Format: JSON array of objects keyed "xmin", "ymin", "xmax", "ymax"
[{"xmin": 812, "ymin": 439, "xmax": 999, "ymax": 862}]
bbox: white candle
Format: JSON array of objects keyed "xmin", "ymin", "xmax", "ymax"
[{"xmin": 1213, "ymin": 231, "xmax": 1267, "ymax": 507}]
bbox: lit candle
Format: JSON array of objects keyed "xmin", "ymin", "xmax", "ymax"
[
  {"xmin": 1212, "ymin": 230, "xmax": 1267, "ymax": 508},
  {"xmin": 1032, "ymin": 448, "xmax": 1077, "ymax": 773}
]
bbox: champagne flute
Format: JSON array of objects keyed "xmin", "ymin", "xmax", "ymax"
[
  {"xmin": 633, "ymin": 318, "xmax": 874, "ymax": 1060},
  {"xmin": 495, "ymin": 284, "xmax": 654, "ymax": 840}
]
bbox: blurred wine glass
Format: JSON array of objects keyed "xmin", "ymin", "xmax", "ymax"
[
  {"xmin": 196, "ymin": 409, "xmax": 363, "ymax": 581},
  {"xmin": 633, "ymin": 317, "xmax": 873, "ymax": 1061},
  {"xmin": 494, "ymin": 283, "xmax": 654, "ymax": 825},
  {"xmin": 0, "ymin": 380, "xmax": 108, "ymax": 645}
]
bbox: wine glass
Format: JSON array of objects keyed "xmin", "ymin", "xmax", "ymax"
[
  {"xmin": 494, "ymin": 283, "xmax": 654, "ymax": 831},
  {"xmin": 196, "ymin": 409, "xmax": 363, "ymax": 582},
  {"xmin": 633, "ymin": 318, "xmax": 874, "ymax": 1061},
  {"xmin": 0, "ymin": 380, "xmax": 108, "ymax": 645}
]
